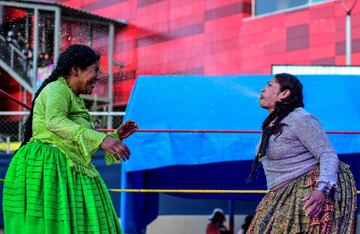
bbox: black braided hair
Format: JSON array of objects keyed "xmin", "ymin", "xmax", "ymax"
[
  {"xmin": 247, "ymin": 73, "xmax": 304, "ymax": 183},
  {"xmin": 21, "ymin": 44, "xmax": 100, "ymax": 147}
]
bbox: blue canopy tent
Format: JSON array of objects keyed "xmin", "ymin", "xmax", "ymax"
[{"xmin": 119, "ymin": 74, "xmax": 360, "ymax": 233}]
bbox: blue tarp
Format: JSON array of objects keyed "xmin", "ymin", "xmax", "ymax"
[{"xmin": 121, "ymin": 75, "xmax": 360, "ymax": 233}]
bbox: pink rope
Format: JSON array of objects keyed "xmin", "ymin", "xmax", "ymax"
[
  {"xmin": 1, "ymin": 88, "xmax": 359, "ymax": 135},
  {"xmin": 0, "ymin": 88, "xmax": 31, "ymax": 110},
  {"xmin": 97, "ymin": 129, "xmax": 360, "ymax": 134}
]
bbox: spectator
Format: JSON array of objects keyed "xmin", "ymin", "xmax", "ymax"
[
  {"xmin": 237, "ymin": 215, "xmax": 253, "ymax": 234},
  {"xmin": 206, "ymin": 208, "xmax": 229, "ymax": 234},
  {"xmin": 6, "ymin": 30, "xmax": 19, "ymax": 47},
  {"xmin": 21, "ymin": 43, "xmax": 33, "ymax": 75}
]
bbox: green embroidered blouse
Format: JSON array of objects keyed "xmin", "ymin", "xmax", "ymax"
[{"xmin": 30, "ymin": 77, "xmax": 119, "ymax": 177}]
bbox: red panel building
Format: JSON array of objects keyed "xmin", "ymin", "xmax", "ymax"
[{"xmin": 1, "ymin": 0, "xmax": 358, "ymax": 106}]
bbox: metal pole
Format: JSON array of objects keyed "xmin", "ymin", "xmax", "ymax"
[
  {"xmin": 228, "ymin": 200, "xmax": 234, "ymax": 234},
  {"xmin": 22, "ymin": 89, "xmax": 27, "ymax": 140},
  {"xmin": 6, "ymin": 136, "xmax": 10, "ymax": 154},
  {"xmin": 0, "ymin": 1, "xmax": 58, "ymax": 11},
  {"xmin": 346, "ymin": 11, "xmax": 352, "ymax": 65},
  {"xmin": 24, "ymin": 89, "xmax": 28, "ymax": 106},
  {"xmin": 19, "ymin": 86, "xmax": 23, "ymax": 140},
  {"xmin": 41, "ymin": 16, "xmax": 45, "ymax": 53},
  {"xmin": 32, "ymin": 8, "xmax": 39, "ymax": 95},
  {"xmin": 107, "ymin": 23, "xmax": 115, "ymax": 129},
  {"xmin": 340, "ymin": 0, "xmax": 357, "ymax": 66},
  {"xmin": 54, "ymin": 7, "xmax": 61, "ymax": 65},
  {"xmin": 10, "ymin": 48, "xmax": 14, "ymax": 68},
  {"xmin": 25, "ymin": 13, "xmax": 29, "ymax": 42},
  {"xmin": 0, "ymin": 5, "xmax": 3, "ymax": 25}
]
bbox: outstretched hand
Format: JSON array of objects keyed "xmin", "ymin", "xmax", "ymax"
[
  {"xmin": 100, "ymin": 136, "xmax": 130, "ymax": 161},
  {"xmin": 302, "ymin": 190, "xmax": 325, "ymax": 218},
  {"xmin": 117, "ymin": 120, "xmax": 138, "ymax": 140}
]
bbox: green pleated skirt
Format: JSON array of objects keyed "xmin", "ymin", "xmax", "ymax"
[{"xmin": 2, "ymin": 142, "xmax": 123, "ymax": 234}]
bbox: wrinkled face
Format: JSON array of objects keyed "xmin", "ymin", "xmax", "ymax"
[
  {"xmin": 77, "ymin": 63, "xmax": 99, "ymax": 95},
  {"xmin": 259, "ymin": 78, "xmax": 283, "ymax": 112}
]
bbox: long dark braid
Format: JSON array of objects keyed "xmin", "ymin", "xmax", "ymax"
[
  {"xmin": 247, "ymin": 73, "xmax": 304, "ymax": 182},
  {"xmin": 21, "ymin": 44, "xmax": 100, "ymax": 147}
]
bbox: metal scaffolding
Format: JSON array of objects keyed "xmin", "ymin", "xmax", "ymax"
[{"xmin": 0, "ymin": 0, "xmax": 127, "ymax": 128}]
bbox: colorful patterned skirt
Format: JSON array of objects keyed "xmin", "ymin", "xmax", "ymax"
[
  {"xmin": 3, "ymin": 142, "xmax": 123, "ymax": 234},
  {"xmin": 247, "ymin": 162, "xmax": 357, "ymax": 234}
]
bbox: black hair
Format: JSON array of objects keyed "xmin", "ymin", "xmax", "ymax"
[
  {"xmin": 247, "ymin": 73, "xmax": 304, "ymax": 182},
  {"xmin": 21, "ymin": 44, "xmax": 100, "ymax": 147}
]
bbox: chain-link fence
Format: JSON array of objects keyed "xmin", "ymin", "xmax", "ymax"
[{"xmin": 0, "ymin": 111, "xmax": 125, "ymax": 153}]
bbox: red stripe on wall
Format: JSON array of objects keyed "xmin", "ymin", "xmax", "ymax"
[
  {"xmin": 137, "ymin": 23, "xmax": 204, "ymax": 47},
  {"xmin": 205, "ymin": 2, "xmax": 251, "ymax": 21}
]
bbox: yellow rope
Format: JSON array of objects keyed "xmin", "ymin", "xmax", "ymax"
[{"xmin": 0, "ymin": 178, "xmax": 360, "ymax": 194}]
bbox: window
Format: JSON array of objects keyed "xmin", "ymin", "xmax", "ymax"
[{"xmin": 254, "ymin": 0, "xmax": 329, "ymax": 16}]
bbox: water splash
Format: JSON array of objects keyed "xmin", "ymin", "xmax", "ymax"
[{"xmin": 233, "ymin": 85, "xmax": 259, "ymax": 99}]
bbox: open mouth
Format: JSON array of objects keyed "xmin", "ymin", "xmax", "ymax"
[
  {"xmin": 88, "ymin": 80, "xmax": 97, "ymax": 88},
  {"xmin": 87, "ymin": 81, "xmax": 96, "ymax": 91}
]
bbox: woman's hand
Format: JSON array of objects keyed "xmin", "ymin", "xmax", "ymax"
[
  {"xmin": 100, "ymin": 136, "xmax": 130, "ymax": 161},
  {"xmin": 302, "ymin": 190, "xmax": 325, "ymax": 218},
  {"xmin": 117, "ymin": 120, "xmax": 138, "ymax": 140}
]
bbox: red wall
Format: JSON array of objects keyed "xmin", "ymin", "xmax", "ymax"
[
  {"xmin": 59, "ymin": 0, "xmax": 360, "ymax": 105},
  {"xmin": 5, "ymin": 0, "xmax": 360, "ymax": 106}
]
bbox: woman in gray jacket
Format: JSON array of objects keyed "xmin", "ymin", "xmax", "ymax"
[{"xmin": 247, "ymin": 73, "xmax": 356, "ymax": 234}]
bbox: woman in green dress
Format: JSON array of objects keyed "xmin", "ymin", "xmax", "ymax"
[{"xmin": 3, "ymin": 44, "xmax": 137, "ymax": 233}]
